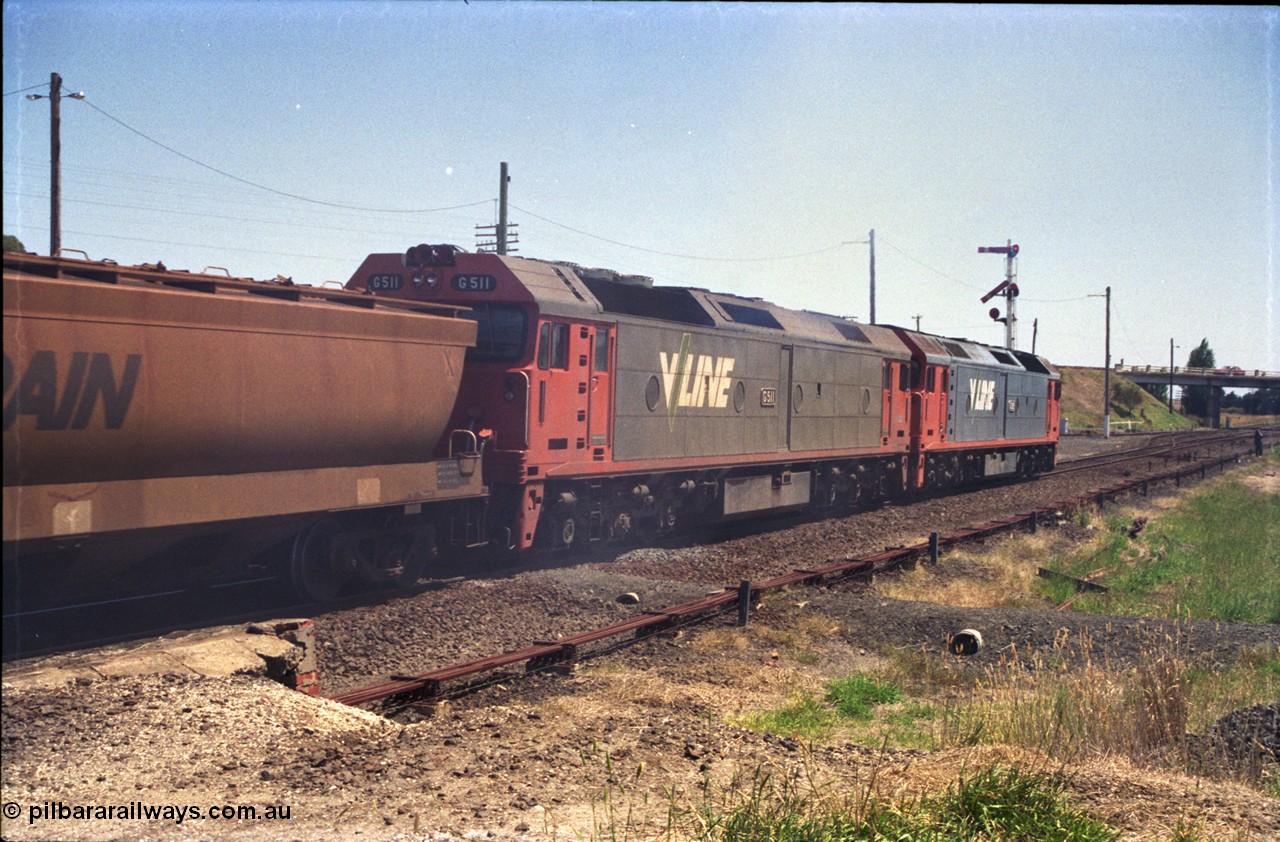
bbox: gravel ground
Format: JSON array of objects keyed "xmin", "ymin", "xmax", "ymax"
[{"xmin": 3, "ymin": 434, "xmax": 1276, "ymax": 841}]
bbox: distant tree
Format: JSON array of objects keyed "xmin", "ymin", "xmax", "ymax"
[
  {"xmin": 3, "ymin": 234, "xmax": 26, "ymax": 253},
  {"xmin": 1140, "ymin": 382, "xmax": 1168, "ymax": 403},
  {"xmin": 1182, "ymin": 339, "xmax": 1216, "ymax": 417},
  {"xmin": 1242, "ymin": 388, "xmax": 1280, "ymax": 415},
  {"xmin": 1111, "ymin": 380, "xmax": 1146, "ymax": 416}
]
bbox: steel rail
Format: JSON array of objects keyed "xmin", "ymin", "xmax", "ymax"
[{"xmin": 330, "ymin": 435, "xmax": 1273, "ymax": 710}]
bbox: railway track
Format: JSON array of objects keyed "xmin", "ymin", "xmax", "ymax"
[
  {"xmin": 1055, "ymin": 428, "xmax": 1262, "ymax": 474},
  {"xmin": 5, "ymin": 428, "xmax": 1272, "ymax": 668},
  {"xmin": 329, "ymin": 429, "xmax": 1274, "ymax": 713}
]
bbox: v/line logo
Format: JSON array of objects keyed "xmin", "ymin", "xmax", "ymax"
[
  {"xmin": 658, "ymin": 334, "xmax": 736, "ymax": 428},
  {"xmin": 968, "ymin": 378, "xmax": 997, "ymax": 412}
]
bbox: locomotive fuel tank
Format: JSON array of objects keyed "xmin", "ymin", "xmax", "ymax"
[{"xmin": 3, "ymin": 254, "xmax": 476, "ymax": 508}]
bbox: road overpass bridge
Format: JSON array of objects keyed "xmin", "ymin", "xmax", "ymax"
[{"xmin": 1113, "ymin": 364, "xmax": 1280, "ymax": 428}]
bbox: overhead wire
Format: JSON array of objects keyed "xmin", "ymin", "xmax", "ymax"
[
  {"xmin": 4, "ymin": 82, "xmax": 51, "ymax": 97},
  {"xmin": 16, "ymin": 97, "xmax": 1032, "ymax": 275},
  {"xmin": 73, "ymin": 97, "xmax": 491, "ymax": 215},
  {"xmin": 878, "ymin": 236, "xmax": 986, "ymax": 292},
  {"xmin": 510, "ymin": 203, "xmax": 853, "ymax": 262},
  {"xmin": 3, "ymin": 188, "xmax": 484, "ymax": 240}
]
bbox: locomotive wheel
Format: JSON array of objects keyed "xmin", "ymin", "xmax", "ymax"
[
  {"xmin": 290, "ymin": 518, "xmax": 353, "ymax": 603},
  {"xmin": 556, "ymin": 514, "xmax": 578, "ymax": 549},
  {"xmin": 658, "ymin": 500, "xmax": 678, "ymax": 532},
  {"xmin": 608, "ymin": 511, "xmax": 633, "ymax": 541}
]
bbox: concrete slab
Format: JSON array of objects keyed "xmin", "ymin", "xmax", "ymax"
[{"xmin": 2, "ymin": 621, "xmax": 313, "ymax": 692}]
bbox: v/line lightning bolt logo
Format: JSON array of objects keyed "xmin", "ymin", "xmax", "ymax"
[
  {"xmin": 968, "ymin": 378, "xmax": 997, "ymax": 412},
  {"xmin": 658, "ymin": 333, "xmax": 736, "ymax": 431}
]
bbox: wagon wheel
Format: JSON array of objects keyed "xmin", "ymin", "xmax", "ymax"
[
  {"xmin": 387, "ymin": 524, "xmax": 435, "ymax": 589},
  {"xmin": 290, "ymin": 518, "xmax": 354, "ymax": 603}
]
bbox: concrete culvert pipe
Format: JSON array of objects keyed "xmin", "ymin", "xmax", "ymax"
[{"xmin": 948, "ymin": 628, "xmax": 983, "ymax": 656}]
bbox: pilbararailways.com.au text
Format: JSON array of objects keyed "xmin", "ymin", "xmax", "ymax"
[{"xmin": 5, "ymin": 800, "xmax": 292, "ymax": 826}]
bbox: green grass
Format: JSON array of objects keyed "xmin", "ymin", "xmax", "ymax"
[
  {"xmin": 825, "ymin": 675, "xmax": 902, "ymax": 720},
  {"xmin": 738, "ymin": 674, "xmax": 912, "ymax": 742},
  {"xmin": 742, "ymin": 696, "xmax": 837, "ymax": 740},
  {"xmin": 692, "ymin": 764, "xmax": 1117, "ymax": 842},
  {"xmin": 1039, "ymin": 471, "xmax": 1280, "ymax": 622}
]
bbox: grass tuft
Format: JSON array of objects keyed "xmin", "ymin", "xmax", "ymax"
[
  {"xmin": 683, "ymin": 762, "xmax": 1117, "ymax": 841},
  {"xmin": 825, "ymin": 674, "xmax": 902, "ymax": 720}
]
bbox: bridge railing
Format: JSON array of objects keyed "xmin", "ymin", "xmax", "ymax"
[{"xmin": 1114, "ymin": 364, "xmax": 1280, "ymax": 379}]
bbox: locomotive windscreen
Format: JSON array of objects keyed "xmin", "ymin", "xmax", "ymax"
[{"xmin": 462, "ymin": 303, "xmax": 528, "ymax": 362}]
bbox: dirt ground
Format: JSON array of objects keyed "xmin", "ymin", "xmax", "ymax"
[
  {"xmin": 2, "ymin": 441, "xmax": 1277, "ymax": 841},
  {"xmin": 2, "ymin": 605, "xmax": 1276, "ymax": 842}
]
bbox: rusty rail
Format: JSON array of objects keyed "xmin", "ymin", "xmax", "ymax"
[{"xmin": 330, "ymin": 437, "xmax": 1272, "ymax": 710}]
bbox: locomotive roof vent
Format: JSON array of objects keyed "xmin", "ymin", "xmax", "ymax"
[
  {"xmin": 576, "ymin": 266, "xmax": 617, "ymax": 283},
  {"xmin": 1012, "ymin": 350, "xmax": 1051, "ymax": 374},
  {"xmin": 575, "ymin": 266, "xmax": 654, "ymax": 288},
  {"xmin": 720, "ymin": 301, "xmax": 783, "ymax": 330}
]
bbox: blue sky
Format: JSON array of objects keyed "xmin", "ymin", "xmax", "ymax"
[{"xmin": 4, "ymin": 3, "xmax": 1276, "ymax": 371}]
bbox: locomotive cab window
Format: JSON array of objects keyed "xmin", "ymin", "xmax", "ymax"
[
  {"xmin": 899, "ymin": 363, "xmax": 910, "ymax": 392},
  {"xmin": 537, "ymin": 323, "xmax": 570, "ymax": 370},
  {"xmin": 463, "ymin": 304, "xmax": 527, "ymax": 363},
  {"xmin": 926, "ymin": 367, "xmax": 937, "ymax": 393},
  {"xmin": 593, "ymin": 331, "xmax": 609, "ymax": 372}
]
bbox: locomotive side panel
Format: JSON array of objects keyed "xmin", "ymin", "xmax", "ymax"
[
  {"xmin": 949, "ymin": 363, "xmax": 1009, "ymax": 443},
  {"xmin": 1003, "ymin": 369, "xmax": 1050, "ymax": 441},
  {"xmin": 788, "ymin": 345, "xmax": 885, "ymax": 452},
  {"xmin": 612, "ymin": 322, "xmax": 780, "ymax": 461}
]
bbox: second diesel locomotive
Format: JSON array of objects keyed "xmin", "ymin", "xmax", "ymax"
[{"xmin": 346, "ymin": 244, "xmax": 1060, "ymax": 555}]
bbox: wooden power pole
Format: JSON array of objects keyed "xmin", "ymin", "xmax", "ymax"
[
  {"xmin": 26, "ymin": 73, "xmax": 83, "ymax": 256},
  {"xmin": 497, "ymin": 161, "xmax": 509, "ymax": 255}
]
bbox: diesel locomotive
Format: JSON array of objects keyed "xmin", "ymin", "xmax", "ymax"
[
  {"xmin": 4, "ymin": 245, "xmax": 1059, "ymax": 605},
  {"xmin": 345, "ymin": 244, "xmax": 1059, "ymax": 553}
]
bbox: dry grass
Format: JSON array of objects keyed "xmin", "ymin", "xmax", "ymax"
[
  {"xmin": 874, "ymin": 532, "xmax": 1056, "ymax": 608},
  {"xmin": 523, "ymin": 610, "xmax": 1280, "ymax": 841},
  {"xmin": 524, "ymin": 461, "xmax": 1280, "ymax": 840}
]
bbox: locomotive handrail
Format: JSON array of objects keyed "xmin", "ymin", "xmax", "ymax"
[
  {"xmin": 449, "ymin": 429, "xmax": 480, "ymax": 458},
  {"xmin": 514, "ymin": 370, "xmax": 532, "ymax": 450}
]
